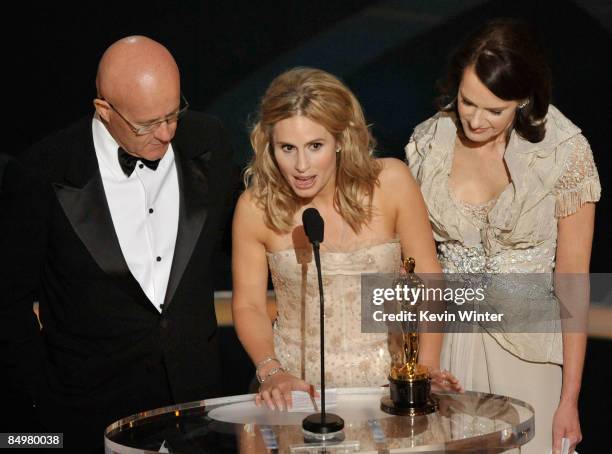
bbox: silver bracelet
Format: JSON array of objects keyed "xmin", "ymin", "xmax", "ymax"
[
  {"xmin": 257, "ymin": 366, "xmax": 286, "ymax": 384},
  {"xmin": 255, "ymin": 356, "xmax": 280, "ymax": 369}
]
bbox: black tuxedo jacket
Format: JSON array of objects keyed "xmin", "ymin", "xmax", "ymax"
[{"xmin": 2, "ymin": 111, "xmax": 236, "ymax": 439}]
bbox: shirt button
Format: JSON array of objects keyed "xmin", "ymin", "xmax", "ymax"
[
  {"xmin": 156, "ymin": 256, "xmax": 161, "ymax": 262},
  {"xmin": 149, "ymin": 208, "xmax": 154, "ymax": 214},
  {"xmin": 138, "ymin": 163, "xmax": 144, "ymax": 169}
]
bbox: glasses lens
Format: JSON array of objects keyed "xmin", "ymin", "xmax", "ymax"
[
  {"xmin": 134, "ymin": 96, "xmax": 188, "ymax": 135},
  {"xmin": 135, "ymin": 115, "xmax": 180, "ymax": 135},
  {"xmin": 135, "ymin": 123, "xmax": 155, "ymax": 135}
]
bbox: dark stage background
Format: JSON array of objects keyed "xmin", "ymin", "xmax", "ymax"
[
  {"xmin": 7, "ymin": 0, "xmax": 611, "ymax": 451},
  {"xmin": 9, "ymin": 0, "xmax": 611, "ymax": 276}
]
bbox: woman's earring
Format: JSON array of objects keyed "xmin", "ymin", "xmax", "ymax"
[
  {"xmin": 518, "ymin": 99, "xmax": 529, "ymax": 109},
  {"xmin": 336, "ymin": 147, "xmax": 341, "ymax": 153}
]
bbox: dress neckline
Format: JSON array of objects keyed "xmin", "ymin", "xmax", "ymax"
[
  {"xmin": 444, "ymin": 133, "xmax": 514, "ymax": 224},
  {"xmin": 266, "ymin": 237, "xmax": 400, "ymax": 256}
]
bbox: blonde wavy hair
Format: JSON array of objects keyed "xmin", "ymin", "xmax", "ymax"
[{"xmin": 244, "ymin": 67, "xmax": 381, "ymax": 233}]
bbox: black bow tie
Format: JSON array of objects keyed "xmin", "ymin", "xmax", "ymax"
[{"xmin": 118, "ymin": 147, "xmax": 160, "ymax": 177}]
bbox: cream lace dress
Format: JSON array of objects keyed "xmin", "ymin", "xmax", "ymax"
[
  {"xmin": 406, "ymin": 105, "xmax": 601, "ymax": 453},
  {"xmin": 268, "ymin": 239, "xmax": 401, "ymax": 388}
]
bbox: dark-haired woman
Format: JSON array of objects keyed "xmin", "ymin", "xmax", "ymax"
[{"xmin": 406, "ymin": 19, "xmax": 600, "ymax": 453}]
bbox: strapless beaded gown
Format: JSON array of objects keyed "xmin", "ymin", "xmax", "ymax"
[{"xmin": 267, "ymin": 240, "xmax": 401, "ymax": 388}]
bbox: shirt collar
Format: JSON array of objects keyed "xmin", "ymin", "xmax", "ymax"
[{"xmin": 91, "ymin": 115, "xmax": 175, "ymax": 179}]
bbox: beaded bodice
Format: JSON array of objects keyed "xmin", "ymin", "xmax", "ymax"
[
  {"xmin": 268, "ymin": 240, "xmax": 401, "ymax": 387},
  {"xmin": 439, "ymin": 189, "xmax": 556, "ymax": 274}
]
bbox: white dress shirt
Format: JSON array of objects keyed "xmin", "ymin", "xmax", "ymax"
[{"xmin": 92, "ymin": 116, "xmax": 179, "ymax": 312}]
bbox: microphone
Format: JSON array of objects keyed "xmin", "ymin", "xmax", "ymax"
[
  {"xmin": 301, "ymin": 208, "xmax": 344, "ymax": 439},
  {"xmin": 302, "ymin": 208, "xmax": 324, "ymax": 246}
]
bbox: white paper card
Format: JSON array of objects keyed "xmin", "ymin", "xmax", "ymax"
[{"xmin": 289, "ymin": 389, "xmax": 337, "ymax": 412}]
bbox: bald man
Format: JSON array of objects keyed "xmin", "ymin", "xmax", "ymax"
[{"xmin": 2, "ymin": 36, "xmax": 236, "ymax": 451}]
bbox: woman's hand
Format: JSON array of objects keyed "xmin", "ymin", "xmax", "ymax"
[
  {"xmin": 552, "ymin": 400, "xmax": 581, "ymax": 453},
  {"xmin": 429, "ymin": 368, "xmax": 463, "ymax": 393},
  {"xmin": 256, "ymin": 372, "xmax": 314, "ymax": 411}
]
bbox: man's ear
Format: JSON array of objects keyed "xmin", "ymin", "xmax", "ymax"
[{"xmin": 93, "ymin": 98, "xmax": 111, "ymax": 122}]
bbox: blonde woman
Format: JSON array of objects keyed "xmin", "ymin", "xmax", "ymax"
[{"xmin": 232, "ymin": 67, "xmax": 460, "ymax": 411}]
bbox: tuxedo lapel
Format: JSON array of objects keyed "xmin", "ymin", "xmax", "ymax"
[
  {"xmin": 163, "ymin": 144, "xmax": 210, "ymax": 308},
  {"xmin": 52, "ymin": 122, "xmax": 154, "ymax": 312}
]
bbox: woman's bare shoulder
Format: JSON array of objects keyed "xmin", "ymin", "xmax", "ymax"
[
  {"xmin": 234, "ymin": 189, "xmax": 268, "ymax": 234},
  {"xmin": 377, "ymin": 157, "xmax": 418, "ymax": 189}
]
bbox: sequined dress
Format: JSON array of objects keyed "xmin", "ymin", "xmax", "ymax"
[
  {"xmin": 268, "ymin": 240, "xmax": 401, "ymax": 388},
  {"xmin": 406, "ymin": 106, "xmax": 601, "ymax": 453}
]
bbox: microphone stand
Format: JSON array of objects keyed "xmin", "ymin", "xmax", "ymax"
[
  {"xmin": 314, "ymin": 241, "xmax": 326, "ymax": 418},
  {"xmin": 302, "ymin": 239, "xmax": 344, "ymax": 439}
]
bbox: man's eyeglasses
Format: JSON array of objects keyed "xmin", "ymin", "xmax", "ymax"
[{"xmin": 99, "ymin": 93, "xmax": 189, "ymax": 135}]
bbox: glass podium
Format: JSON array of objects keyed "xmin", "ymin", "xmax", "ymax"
[{"xmin": 105, "ymin": 388, "xmax": 534, "ymax": 453}]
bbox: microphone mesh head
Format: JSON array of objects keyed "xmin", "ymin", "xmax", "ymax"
[{"xmin": 302, "ymin": 208, "xmax": 324, "ymax": 244}]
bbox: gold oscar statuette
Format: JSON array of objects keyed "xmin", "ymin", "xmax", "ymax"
[{"xmin": 381, "ymin": 257, "xmax": 438, "ymax": 416}]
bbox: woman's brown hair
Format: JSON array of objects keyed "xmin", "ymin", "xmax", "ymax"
[{"xmin": 436, "ymin": 18, "xmax": 551, "ymax": 142}]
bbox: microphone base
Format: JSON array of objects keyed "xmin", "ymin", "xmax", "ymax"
[{"xmin": 302, "ymin": 413, "xmax": 345, "ymax": 440}]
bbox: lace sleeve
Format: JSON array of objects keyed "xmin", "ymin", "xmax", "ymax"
[{"xmin": 553, "ymin": 134, "xmax": 601, "ymax": 218}]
